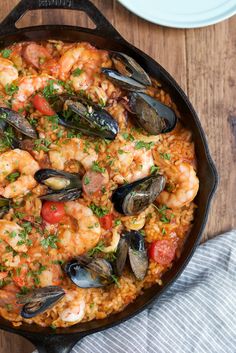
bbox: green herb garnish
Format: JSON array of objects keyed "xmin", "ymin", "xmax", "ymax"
[
  {"xmin": 72, "ymin": 68, "xmax": 83, "ymax": 76},
  {"xmin": 91, "ymin": 161, "xmax": 105, "ymax": 173},
  {"xmin": 1, "ymin": 49, "xmax": 12, "ymax": 58},
  {"xmin": 89, "ymin": 203, "xmax": 109, "ymax": 218}
]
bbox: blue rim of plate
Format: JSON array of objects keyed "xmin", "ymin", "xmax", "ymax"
[{"xmin": 117, "ymin": 0, "xmax": 236, "ymax": 28}]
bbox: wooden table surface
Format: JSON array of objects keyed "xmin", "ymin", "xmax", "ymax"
[{"xmin": 0, "ymin": 0, "xmax": 235, "ymax": 352}]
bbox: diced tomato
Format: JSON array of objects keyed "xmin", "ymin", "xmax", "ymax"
[
  {"xmin": 99, "ymin": 214, "xmax": 113, "ymax": 230},
  {"xmin": 23, "ymin": 43, "xmax": 51, "ymax": 68},
  {"xmin": 32, "ymin": 94, "xmax": 56, "ymax": 116},
  {"xmin": 82, "ymin": 170, "xmax": 105, "ymax": 196},
  {"xmin": 12, "ymin": 276, "xmax": 25, "ymax": 288},
  {"xmin": 0, "ymin": 272, "xmax": 8, "ymax": 280},
  {"xmin": 41, "ymin": 201, "xmax": 65, "ymax": 224},
  {"xmin": 149, "ymin": 239, "xmax": 177, "ymax": 265}
]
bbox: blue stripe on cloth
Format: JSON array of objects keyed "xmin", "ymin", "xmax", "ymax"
[{"xmin": 71, "ymin": 230, "xmax": 236, "ymax": 353}]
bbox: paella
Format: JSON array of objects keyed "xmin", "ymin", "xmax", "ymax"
[{"xmin": 0, "ymin": 41, "xmax": 199, "ymax": 328}]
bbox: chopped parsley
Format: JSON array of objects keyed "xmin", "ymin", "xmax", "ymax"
[
  {"xmin": 0, "ymin": 126, "xmax": 15, "ymax": 151},
  {"xmin": 114, "ymin": 219, "xmax": 121, "ymax": 226},
  {"xmin": 118, "ymin": 149, "xmax": 125, "ymax": 155},
  {"xmin": 1, "ymin": 49, "xmax": 12, "ymax": 58},
  {"xmin": 41, "ymin": 234, "xmax": 58, "ymax": 249},
  {"xmin": 160, "ymin": 152, "xmax": 171, "ymax": 160},
  {"xmin": 150, "ymin": 165, "xmax": 160, "ymax": 174},
  {"xmin": 91, "ymin": 161, "xmax": 105, "ymax": 173},
  {"xmin": 72, "ymin": 68, "xmax": 83, "ymax": 76},
  {"xmin": 57, "ymin": 80, "xmax": 74, "ymax": 95},
  {"xmin": 153, "ymin": 204, "xmax": 174, "ymax": 224},
  {"xmin": 84, "ymin": 176, "xmax": 90, "ymax": 185},
  {"xmin": 89, "ymin": 203, "xmax": 109, "ymax": 218},
  {"xmin": 42, "ymin": 80, "xmax": 58, "ymax": 99},
  {"xmin": 5, "ymin": 83, "xmax": 19, "ymax": 95},
  {"xmin": 135, "ymin": 141, "xmax": 154, "ymax": 150},
  {"xmin": 6, "ymin": 172, "xmax": 20, "ymax": 182},
  {"xmin": 33, "ymin": 138, "xmax": 51, "ymax": 152},
  {"xmin": 87, "ymin": 241, "xmax": 105, "ymax": 256},
  {"xmin": 122, "ymin": 132, "xmax": 134, "ymax": 141},
  {"xmin": 111, "ymin": 274, "xmax": 120, "ymax": 287},
  {"xmin": 16, "ymin": 286, "xmax": 30, "ymax": 297}
]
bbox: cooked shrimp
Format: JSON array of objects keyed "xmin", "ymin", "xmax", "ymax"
[
  {"xmin": 58, "ymin": 42, "xmax": 110, "ymax": 82},
  {"xmin": 38, "ymin": 264, "xmax": 63, "ymax": 287},
  {"xmin": 0, "ymin": 220, "xmax": 28, "ymax": 252},
  {"xmin": 11, "ymin": 74, "xmax": 62, "ymax": 111},
  {"xmin": 0, "ymin": 58, "xmax": 18, "ymax": 87},
  {"xmin": 57, "ymin": 290, "xmax": 85, "ymax": 325},
  {"xmin": 49, "ymin": 138, "xmax": 98, "ymax": 171},
  {"xmin": 111, "ymin": 141, "xmax": 154, "ymax": 183},
  {"xmin": 157, "ymin": 162, "xmax": 199, "ymax": 208},
  {"xmin": 0, "ymin": 149, "xmax": 39, "ymax": 198},
  {"xmin": 58, "ymin": 201, "xmax": 101, "ymax": 256}
]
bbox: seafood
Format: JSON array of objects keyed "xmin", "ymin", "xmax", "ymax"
[
  {"xmin": 11, "ymin": 75, "xmax": 62, "ymax": 111},
  {"xmin": 112, "ymin": 174, "xmax": 166, "ymax": 215},
  {"xmin": 49, "ymin": 138, "xmax": 98, "ymax": 171},
  {"xmin": 18, "ymin": 286, "xmax": 65, "ymax": 319},
  {"xmin": 157, "ymin": 162, "xmax": 199, "ymax": 208},
  {"xmin": 0, "ymin": 107, "xmax": 37, "ymax": 139},
  {"xmin": 64, "ymin": 256, "xmax": 114, "ymax": 288},
  {"xmin": 0, "ymin": 220, "xmax": 28, "ymax": 252},
  {"xmin": 58, "ymin": 98, "xmax": 119, "ymax": 140},
  {"xmin": 0, "ymin": 149, "xmax": 39, "ymax": 198},
  {"xmin": 0, "ymin": 58, "xmax": 18, "ymax": 87},
  {"xmin": 58, "ymin": 201, "xmax": 101, "ymax": 255},
  {"xmin": 34, "ymin": 169, "xmax": 82, "ymax": 201},
  {"xmin": 114, "ymin": 231, "xmax": 148, "ymax": 280},
  {"xmin": 129, "ymin": 92, "xmax": 177, "ymax": 135},
  {"xmin": 58, "ymin": 290, "xmax": 85, "ymax": 324}
]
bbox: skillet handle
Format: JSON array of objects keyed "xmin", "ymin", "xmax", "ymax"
[
  {"xmin": 0, "ymin": 0, "xmax": 122, "ymax": 39},
  {"xmin": 25, "ymin": 334, "xmax": 83, "ymax": 353}
]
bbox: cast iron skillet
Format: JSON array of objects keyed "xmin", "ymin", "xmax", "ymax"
[{"xmin": 0, "ymin": 1, "xmax": 218, "ymax": 352}]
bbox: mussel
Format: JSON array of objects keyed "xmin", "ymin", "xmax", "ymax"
[
  {"xmin": 110, "ymin": 51, "xmax": 152, "ymax": 86},
  {"xmin": 64, "ymin": 256, "xmax": 114, "ymax": 288},
  {"xmin": 0, "ymin": 197, "xmax": 11, "ymax": 218},
  {"xmin": 112, "ymin": 174, "xmax": 166, "ymax": 216},
  {"xmin": 34, "ymin": 169, "xmax": 82, "ymax": 201},
  {"xmin": 101, "ymin": 68, "xmax": 147, "ymax": 92},
  {"xmin": 114, "ymin": 231, "xmax": 148, "ymax": 281},
  {"xmin": 18, "ymin": 286, "xmax": 65, "ymax": 319},
  {"xmin": 58, "ymin": 99, "xmax": 119, "ymax": 140},
  {"xmin": 129, "ymin": 92, "xmax": 177, "ymax": 135},
  {"xmin": 0, "ymin": 107, "xmax": 37, "ymax": 139}
]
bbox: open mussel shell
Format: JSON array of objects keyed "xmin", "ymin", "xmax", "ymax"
[
  {"xmin": 35, "ymin": 169, "xmax": 82, "ymax": 202},
  {"xmin": 110, "ymin": 51, "xmax": 151, "ymax": 86},
  {"xmin": 112, "ymin": 174, "xmax": 166, "ymax": 216},
  {"xmin": 114, "ymin": 236, "xmax": 129, "ymax": 277},
  {"xmin": 101, "ymin": 68, "xmax": 146, "ymax": 92},
  {"xmin": 129, "ymin": 92, "xmax": 177, "ymax": 135},
  {"xmin": 18, "ymin": 286, "xmax": 65, "ymax": 319},
  {"xmin": 58, "ymin": 100, "xmax": 119, "ymax": 140},
  {"xmin": 0, "ymin": 197, "xmax": 11, "ymax": 218},
  {"xmin": 128, "ymin": 231, "xmax": 148, "ymax": 280},
  {"xmin": 0, "ymin": 107, "xmax": 37, "ymax": 139},
  {"xmin": 64, "ymin": 256, "xmax": 114, "ymax": 288},
  {"xmin": 114, "ymin": 231, "xmax": 148, "ymax": 280}
]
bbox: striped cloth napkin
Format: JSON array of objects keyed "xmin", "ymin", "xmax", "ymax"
[{"xmin": 72, "ymin": 230, "xmax": 236, "ymax": 353}]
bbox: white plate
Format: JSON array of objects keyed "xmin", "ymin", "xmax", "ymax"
[{"xmin": 118, "ymin": 0, "xmax": 236, "ymax": 28}]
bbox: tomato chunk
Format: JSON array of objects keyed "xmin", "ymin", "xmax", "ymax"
[
  {"xmin": 32, "ymin": 94, "xmax": 56, "ymax": 116},
  {"xmin": 149, "ymin": 239, "xmax": 177, "ymax": 265},
  {"xmin": 23, "ymin": 43, "xmax": 51, "ymax": 68},
  {"xmin": 99, "ymin": 214, "xmax": 113, "ymax": 230},
  {"xmin": 82, "ymin": 170, "xmax": 105, "ymax": 196},
  {"xmin": 41, "ymin": 201, "xmax": 65, "ymax": 224}
]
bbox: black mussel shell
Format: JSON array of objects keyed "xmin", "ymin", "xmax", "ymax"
[
  {"xmin": 101, "ymin": 68, "xmax": 146, "ymax": 92},
  {"xmin": 112, "ymin": 174, "xmax": 166, "ymax": 216},
  {"xmin": 0, "ymin": 197, "xmax": 11, "ymax": 218},
  {"xmin": 18, "ymin": 286, "xmax": 65, "ymax": 318},
  {"xmin": 40, "ymin": 188, "xmax": 82, "ymax": 202},
  {"xmin": 114, "ymin": 236, "xmax": 129, "ymax": 276},
  {"xmin": 129, "ymin": 92, "xmax": 177, "ymax": 135},
  {"xmin": 58, "ymin": 100, "xmax": 119, "ymax": 140},
  {"xmin": 35, "ymin": 169, "xmax": 82, "ymax": 202},
  {"xmin": 110, "ymin": 51, "xmax": 151, "ymax": 86},
  {"xmin": 0, "ymin": 107, "xmax": 37, "ymax": 139},
  {"xmin": 127, "ymin": 231, "xmax": 148, "ymax": 280},
  {"xmin": 64, "ymin": 256, "xmax": 114, "ymax": 288}
]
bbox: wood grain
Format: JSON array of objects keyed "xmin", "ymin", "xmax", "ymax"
[{"xmin": 0, "ymin": 0, "xmax": 235, "ymax": 352}]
